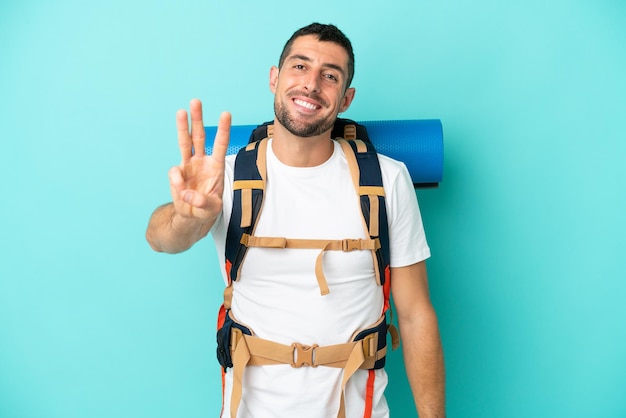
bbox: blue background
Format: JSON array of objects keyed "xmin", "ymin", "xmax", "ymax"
[{"xmin": 1, "ymin": 1, "xmax": 625, "ymax": 417}]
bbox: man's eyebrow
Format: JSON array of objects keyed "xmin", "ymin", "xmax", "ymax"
[
  {"xmin": 287, "ymin": 54, "xmax": 346, "ymax": 76},
  {"xmin": 287, "ymin": 54, "xmax": 312, "ymax": 63}
]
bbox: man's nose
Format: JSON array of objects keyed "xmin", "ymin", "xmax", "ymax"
[{"xmin": 303, "ymin": 73, "xmax": 321, "ymax": 93}]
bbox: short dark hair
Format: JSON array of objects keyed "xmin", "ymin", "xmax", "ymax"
[{"xmin": 278, "ymin": 23, "xmax": 355, "ymax": 88}]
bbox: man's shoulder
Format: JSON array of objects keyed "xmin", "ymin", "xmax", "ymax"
[
  {"xmin": 376, "ymin": 152, "xmax": 411, "ymax": 188},
  {"xmin": 376, "ymin": 152, "xmax": 407, "ymax": 171}
]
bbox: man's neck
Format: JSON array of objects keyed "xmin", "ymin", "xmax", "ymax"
[{"xmin": 270, "ymin": 120, "xmax": 334, "ymax": 167}]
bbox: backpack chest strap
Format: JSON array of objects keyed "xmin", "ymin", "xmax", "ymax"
[{"xmin": 241, "ymin": 234, "xmax": 381, "ymax": 295}]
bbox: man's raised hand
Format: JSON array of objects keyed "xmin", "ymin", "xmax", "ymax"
[{"xmin": 169, "ymin": 99, "xmax": 231, "ymax": 221}]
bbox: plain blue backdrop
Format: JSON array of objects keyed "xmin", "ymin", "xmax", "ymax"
[{"xmin": 1, "ymin": 0, "xmax": 625, "ymax": 417}]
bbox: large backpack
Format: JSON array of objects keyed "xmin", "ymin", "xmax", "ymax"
[{"xmin": 216, "ymin": 118, "xmax": 399, "ymax": 418}]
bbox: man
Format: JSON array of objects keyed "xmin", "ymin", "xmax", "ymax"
[{"xmin": 146, "ymin": 23, "xmax": 445, "ymax": 418}]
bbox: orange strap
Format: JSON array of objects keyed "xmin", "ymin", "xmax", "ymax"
[{"xmin": 363, "ymin": 369, "xmax": 376, "ymax": 418}]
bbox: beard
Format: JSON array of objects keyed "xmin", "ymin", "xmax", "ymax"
[{"xmin": 274, "ymin": 93, "xmax": 336, "ymax": 138}]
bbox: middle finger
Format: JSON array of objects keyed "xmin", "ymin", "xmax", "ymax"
[{"xmin": 190, "ymin": 99, "xmax": 206, "ymax": 157}]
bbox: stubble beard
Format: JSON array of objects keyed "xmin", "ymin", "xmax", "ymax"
[{"xmin": 274, "ymin": 95, "xmax": 336, "ymax": 138}]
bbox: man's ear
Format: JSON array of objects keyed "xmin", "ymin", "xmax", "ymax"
[
  {"xmin": 269, "ymin": 66, "xmax": 279, "ymax": 94},
  {"xmin": 339, "ymin": 87, "xmax": 356, "ymax": 113}
]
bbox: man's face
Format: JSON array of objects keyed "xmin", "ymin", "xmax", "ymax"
[{"xmin": 270, "ymin": 35, "xmax": 355, "ymax": 138}]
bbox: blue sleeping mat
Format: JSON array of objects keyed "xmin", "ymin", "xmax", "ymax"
[{"xmin": 205, "ymin": 119, "xmax": 443, "ymax": 187}]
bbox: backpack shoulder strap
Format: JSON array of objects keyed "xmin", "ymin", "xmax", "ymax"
[
  {"xmin": 337, "ymin": 139, "xmax": 391, "ymax": 289},
  {"xmin": 338, "ymin": 138, "xmax": 398, "ymax": 349},
  {"xmin": 224, "ymin": 138, "xmax": 269, "ymax": 285}
]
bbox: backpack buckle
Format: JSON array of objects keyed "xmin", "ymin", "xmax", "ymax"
[
  {"xmin": 342, "ymin": 239, "xmax": 362, "ymax": 251},
  {"xmin": 361, "ymin": 333, "xmax": 377, "ymax": 359},
  {"xmin": 291, "ymin": 343, "xmax": 319, "ymax": 368}
]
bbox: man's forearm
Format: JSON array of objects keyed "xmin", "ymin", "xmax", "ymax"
[
  {"xmin": 145, "ymin": 203, "xmax": 213, "ymax": 253},
  {"xmin": 399, "ymin": 307, "xmax": 446, "ymax": 418}
]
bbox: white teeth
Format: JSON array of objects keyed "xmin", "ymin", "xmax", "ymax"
[{"xmin": 294, "ymin": 99, "xmax": 318, "ymax": 110}]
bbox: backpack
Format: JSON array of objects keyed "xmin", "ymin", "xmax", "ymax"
[{"xmin": 216, "ymin": 118, "xmax": 399, "ymax": 418}]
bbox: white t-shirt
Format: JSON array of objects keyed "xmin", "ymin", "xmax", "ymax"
[{"xmin": 211, "ymin": 139, "xmax": 430, "ymax": 418}]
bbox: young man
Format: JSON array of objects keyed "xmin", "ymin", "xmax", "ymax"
[{"xmin": 146, "ymin": 23, "xmax": 445, "ymax": 418}]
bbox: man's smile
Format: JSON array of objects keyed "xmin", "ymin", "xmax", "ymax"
[{"xmin": 293, "ymin": 98, "xmax": 322, "ymax": 112}]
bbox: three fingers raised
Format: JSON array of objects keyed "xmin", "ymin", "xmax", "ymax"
[{"xmin": 176, "ymin": 99, "xmax": 231, "ymax": 162}]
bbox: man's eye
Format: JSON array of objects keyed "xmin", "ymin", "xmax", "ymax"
[
  {"xmin": 324, "ymin": 73, "xmax": 338, "ymax": 82},
  {"xmin": 294, "ymin": 64, "xmax": 305, "ymax": 70}
]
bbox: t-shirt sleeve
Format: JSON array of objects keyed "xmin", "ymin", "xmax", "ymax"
[{"xmin": 383, "ymin": 158, "xmax": 431, "ymax": 267}]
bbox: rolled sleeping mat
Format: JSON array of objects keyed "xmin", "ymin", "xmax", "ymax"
[{"xmin": 204, "ymin": 119, "xmax": 443, "ymax": 187}]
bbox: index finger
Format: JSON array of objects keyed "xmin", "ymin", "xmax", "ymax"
[{"xmin": 211, "ymin": 112, "xmax": 231, "ymax": 162}]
